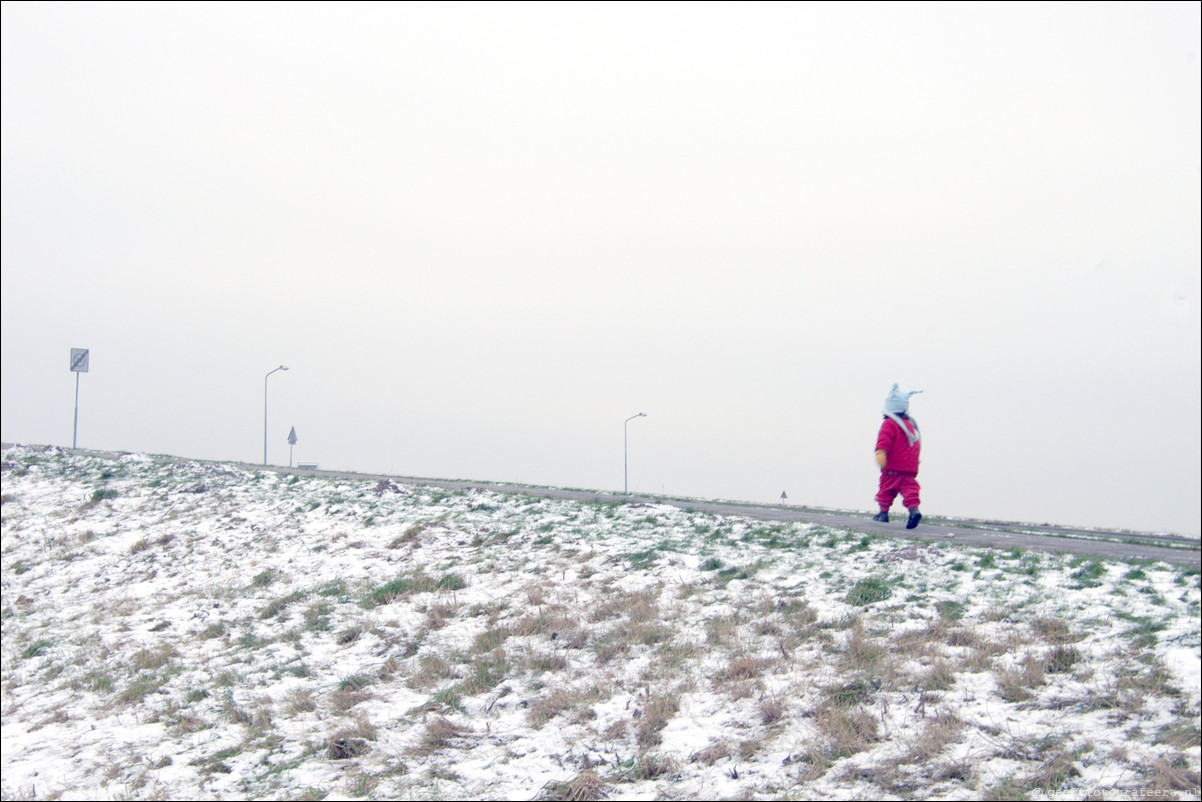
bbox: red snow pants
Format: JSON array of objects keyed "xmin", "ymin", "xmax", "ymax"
[{"xmin": 876, "ymin": 470, "xmax": 921, "ymax": 511}]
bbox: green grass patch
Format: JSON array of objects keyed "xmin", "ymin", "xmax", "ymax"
[
  {"xmin": 363, "ymin": 570, "xmax": 466, "ymax": 607},
  {"xmin": 847, "ymin": 535, "xmax": 875, "ymax": 553},
  {"xmin": 1070, "ymin": 559, "xmax": 1107, "ymax": 588},
  {"xmin": 437, "ymin": 573, "xmax": 467, "ymax": 591},
  {"xmin": 935, "ymin": 600, "xmax": 965, "ymax": 622},
  {"xmin": 84, "ymin": 488, "xmax": 119, "ymax": 508},
  {"xmin": 844, "ymin": 576, "xmax": 892, "ymax": 607},
  {"xmin": 21, "ymin": 639, "xmax": 52, "ymax": 659},
  {"xmin": 1117, "ymin": 614, "xmax": 1168, "ymax": 648},
  {"xmin": 316, "ymin": 579, "xmax": 348, "ymax": 598},
  {"xmin": 624, "ymin": 549, "xmax": 660, "ymax": 571},
  {"xmin": 261, "ymin": 590, "xmax": 307, "ymax": 619},
  {"xmin": 251, "ymin": 569, "xmax": 280, "ymax": 588},
  {"xmin": 714, "ymin": 565, "xmax": 755, "ymax": 587}
]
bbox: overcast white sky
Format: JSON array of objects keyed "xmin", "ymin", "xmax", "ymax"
[{"xmin": 3, "ymin": 1, "xmax": 1199, "ymax": 536}]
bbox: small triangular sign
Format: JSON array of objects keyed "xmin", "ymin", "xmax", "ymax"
[
  {"xmin": 287, "ymin": 426, "xmax": 297, "ymax": 446},
  {"xmin": 780, "ymin": 490, "xmax": 788, "ymax": 500}
]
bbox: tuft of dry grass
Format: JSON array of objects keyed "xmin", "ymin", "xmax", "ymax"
[
  {"xmin": 624, "ymin": 753, "xmax": 678, "ymax": 780},
  {"xmin": 527, "ymin": 687, "xmax": 580, "ymax": 728},
  {"xmin": 426, "ymin": 604, "xmax": 454, "ymax": 629},
  {"xmin": 410, "ymin": 653, "xmax": 453, "ymax": 690},
  {"xmin": 1045, "ymin": 644, "xmax": 1081, "ymax": 674},
  {"xmin": 759, "ymin": 695, "xmax": 786, "ymax": 725},
  {"xmin": 705, "ymin": 614, "xmax": 742, "ymax": 646},
  {"xmin": 459, "ymin": 649, "xmax": 510, "ymax": 695},
  {"xmin": 130, "ymin": 644, "xmax": 178, "ymax": 671},
  {"xmin": 997, "ymin": 651, "xmax": 1048, "ymax": 702},
  {"xmin": 1144, "ymin": 753, "xmax": 1202, "ymax": 791},
  {"xmin": 538, "ymin": 770, "xmax": 609, "ymax": 801},
  {"xmin": 919, "ymin": 658, "xmax": 959, "ymax": 692},
  {"xmin": 945, "ymin": 626, "xmax": 978, "ymax": 649},
  {"xmin": 636, "ymin": 693, "xmax": 681, "ymax": 747},
  {"xmin": 930, "ymin": 759, "xmax": 975, "ymax": 783},
  {"xmin": 520, "ymin": 649, "xmax": 569, "ymax": 675},
  {"xmin": 690, "ymin": 741, "xmax": 731, "ymax": 766},
  {"xmin": 839, "ymin": 619, "xmax": 887, "ymax": 677},
  {"xmin": 965, "ymin": 633, "xmax": 1012, "ymax": 672},
  {"xmin": 414, "ymin": 715, "xmax": 470, "ymax": 755},
  {"xmin": 787, "ymin": 742, "xmax": 835, "ymax": 782},
  {"xmin": 814, "ymin": 700, "xmax": 880, "ymax": 757},
  {"xmin": 891, "ymin": 621, "xmax": 945, "ymax": 660},
  {"xmin": 718, "ymin": 655, "xmax": 773, "ymax": 682},
  {"xmin": 330, "ymin": 674, "xmax": 374, "ymax": 711},
  {"xmin": 510, "ymin": 609, "xmax": 583, "ymax": 646},
  {"xmin": 284, "ymin": 688, "xmax": 317, "ymax": 715},
  {"xmin": 326, "ymin": 737, "xmax": 370, "ymax": 760},
  {"xmin": 903, "ymin": 708, "xmax": 965, "ymax": 763},
  {"xmin": 1027, "ymin": 751, "xmax": 1080, "ymax": 791},
  {"xmin": 1032, "ymin": 616, "xmax": 1077, "ymax": 644},
  {"xmin": 524, "ymin": 582, "xmax": 549, "ymax": 606},
  {"xmin": 592, "ymin": 628, "xmax": 629, "ymax": 665},
  {"xmin": 1155, "ymin": 712, "xmax": 1202, "ymax": 750}
]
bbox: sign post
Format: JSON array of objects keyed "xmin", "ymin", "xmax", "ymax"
[
  {"xmin": 70, "ymin": 348, "xmax": 89, "ymax": 449},
  {"xmin": 288, "ymin": 426, "xmax": 297, "ymax": 468}
]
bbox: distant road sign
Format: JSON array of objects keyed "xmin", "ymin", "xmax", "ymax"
[
  {"xmin": 70, "ymin": 348, "xmax": 89, "ymax": 373},
  {"xmin": 288, "ymin": 427, "xmax": 298, "ymax": 445}
]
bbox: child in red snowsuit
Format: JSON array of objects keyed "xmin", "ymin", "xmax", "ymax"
[{"xmin": 873, "ymin": 384, "xmax": 923, "ymax": 529}]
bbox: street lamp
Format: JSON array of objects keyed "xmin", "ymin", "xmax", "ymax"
[
  {"xmin": 264, "ymin": 365, "xmax": 289, "ymax": 465},
  {"xmin": 624, "ymin": 412, "xmax": 646, "ymax": 493}
]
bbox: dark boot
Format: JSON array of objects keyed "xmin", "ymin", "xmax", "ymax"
[
  {"xmin": 906, "ymin": 508, "xmax": 922, "ymax": 529},
  {"xmin": 872, "ymin": 510, "xmax": 889, "ymax": 523}
]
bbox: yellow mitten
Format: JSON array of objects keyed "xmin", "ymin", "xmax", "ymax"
[{"xmin": 875, "ymin": 450, "xmax": 887, "ymax": 469}]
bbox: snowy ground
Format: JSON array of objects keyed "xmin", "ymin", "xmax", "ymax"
[{"xmin": 2, "ymin": 444, "xmax": 1199, "ymax": 801}]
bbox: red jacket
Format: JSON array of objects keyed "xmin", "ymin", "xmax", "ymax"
[{"xmin": 876, "ymin": 416, "xmax": 921, "ymax": 474}]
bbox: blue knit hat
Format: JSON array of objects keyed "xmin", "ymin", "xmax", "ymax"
[{"xmin": 883, "ymin": 383, "xmax": 922, "ymax": 415}]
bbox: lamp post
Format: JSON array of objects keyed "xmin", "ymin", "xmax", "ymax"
[
  {"xmin": 624, "ymin": 412, "xmax": 646, "ymax": 493},
  {"xmin": 264, "ymin": 365, "xmax": 289, "ymax": 465}
]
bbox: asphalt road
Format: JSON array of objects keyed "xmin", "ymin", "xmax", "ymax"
[{"xmin": 13, "ymin": 446, "xmax": 1199, "ymax": 570}]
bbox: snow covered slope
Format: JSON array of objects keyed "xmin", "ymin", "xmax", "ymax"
[{"xmin": 2, "ymin": 444, "xmax": 1199, "ymax": 800}]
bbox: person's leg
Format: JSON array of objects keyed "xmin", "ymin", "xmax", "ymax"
[
  {"xmin": 901, "ymin": 474, "xmax": 922, "ymax": 528},
  {"xmin": 875, "ymin": 473, "xmax": 901, "ymax": 520}
]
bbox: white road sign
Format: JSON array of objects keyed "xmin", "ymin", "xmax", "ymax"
[{"xmin": 70, "ymin": 348, "xmax": 89, "ymax": 373}]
